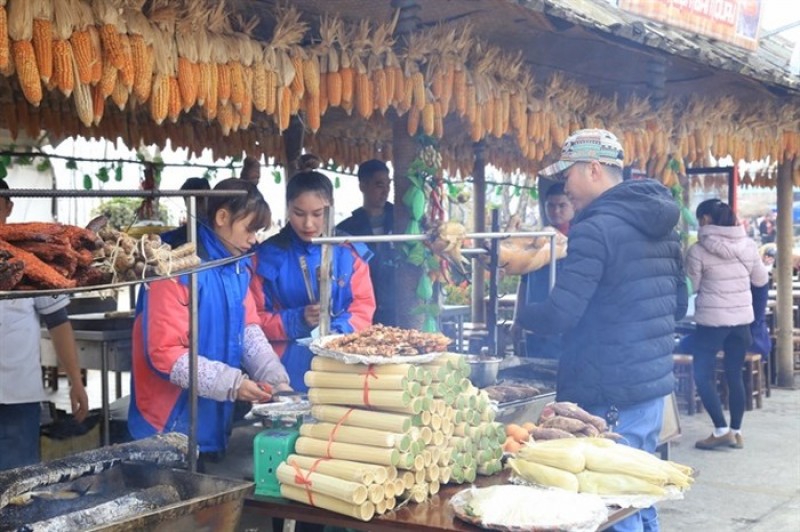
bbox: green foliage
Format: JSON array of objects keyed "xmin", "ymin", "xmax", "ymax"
[
  {"xmin": 499, "ymin": 274, "xmax": 520, "ymax": 296},
  {"xmin": 92, "ymin": 197, "xmax": 170, "ymax": 230}
]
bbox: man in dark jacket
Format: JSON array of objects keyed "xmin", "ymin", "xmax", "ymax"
[
  {"xmin": 337, "ymin": 160, "xmax": 396, "ymax": 325},
  {"xmin": 517, "ymin": 129, "xmax": 687, "ymax": 532}
]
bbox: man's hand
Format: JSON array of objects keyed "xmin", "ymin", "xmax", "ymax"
[
  {"xmin": 236, "ymin": 379, "xmax": 273, "ymax": 403},
  {"xmin": 274, "ymin": 382, "xmax": 293, "ymax": 393},
  {"xmin": 304, "ymin": 304, "xmax": 321, "ymax": 328},
  {"xmin": 70, "ymin": 382, "xmax": 89, "ymax": 423}
]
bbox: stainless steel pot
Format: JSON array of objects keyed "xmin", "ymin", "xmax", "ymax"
[{"xmin": 463, "ymin": 355, "xmax": 502, "ymax": 388}]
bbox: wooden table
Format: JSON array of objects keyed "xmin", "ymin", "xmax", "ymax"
[{"xmin": 245, "ymin": 471, "xmax": 639, "ymax": 531}]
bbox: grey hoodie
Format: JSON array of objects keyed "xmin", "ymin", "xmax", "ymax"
[{"xmin": 686, "ymin": 224, "xmax": 769, "ymax": 327}]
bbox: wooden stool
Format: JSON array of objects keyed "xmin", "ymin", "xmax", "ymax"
[
  {"xmin": 716, "ymin": 353, "xmax": 763, "ymax": 411},
  {"xmin": 672, "ymin": 354, "xmax": 702, "ymax": 415},
  {"xmin": 743, "ymin": 353, "xmax": 763, "ymax": 410}
]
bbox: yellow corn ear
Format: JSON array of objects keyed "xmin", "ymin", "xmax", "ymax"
[
  {"xmin": 91, "ymin": 83, "xmax": 104, "ymax": 125},
  {"xmin": 252, "ymin": 63, "xmax": 267, "ymax": 112},
  {"xmin": 373, "ymin": 67, "xmax": 388, "ymax": 115},
  {"xmin": 52, "ymin": 39, "xmax": 75, "ymax": 98},
  {"xmin": 206, "ymin": 62, "xmax": 219, "ymax": 118},
  {"xmin": 290, "ymin": 54, "xmax": 304, "ymax": 96},
  {"xmin": 411, "ymin": 71, "xmax": 425, "ymax": 110},
  {"xmin": 118, "ymin": 34, "xmax": 133, "ymax": 90},
  {"xmin": 0, "ymin": 7, "xmax": 9, "ymax": 72},
  {"xmin": 240, "ymin": 66, "xmax": 253, "ymax": 128},
  {"xmin": 13, "ymin": 40, "xmax": 42, "ymax": 106},
  {"xmin": 327, "ymin": 70, "xmax": 341, "ymax": 107},
  {"xmin": 339, "ymin": 66, "xmax": 353, "ymax": 107},
  {"xmin": 303, "ymin": 56, "xmax": 319, "ymax": 97},
  {"xmin": 32, "ymin": 19, "xmax": 53, "ymax": 84},
  {"xmin": 70, "ymin": 29, "xmax": 93, "ymax": 85},
  {"xmin": 218, "ymin": 101, "xmax": 234, "ymax": 136},
  {"xmin": 217, "ymin": 62, "xmax": 231, "ymax": 105},
  {"xmin": 88, "ymin": 26, "xmax": 102, "ymax": 84},
  {"xmin": 99, "ymin": 24, "xmax": 125, "ymax": 70},
  {"xmin": 131, "ymin": 34, "xmax": 152, "ymax": 103},
  {"xmin": 111, "ymin": 72, "xmax": 129, "ymax": 110},
  {"xmin": 168, "ymin": 75, "xmax": 181, "ymax": 123},
  {"xmin": 305, "ymin": 91, "xmax": 320, "ymax": 133},
  {"xmin": 73, "ymin": 77, "xmax": 93, "ymax": 128},
  {"xmin": 150, "ymin": 72, "xmax": 169, "ymax": 125},
  {"xmin": 407, "ymin": 107, "xmax": 420, "ymax": 136},
  {"xmin": 422, "ymin": 102, "xmax": 434, "ymax": 136},
  {"xmin": 278, "ymin": 85, "xmax": 291, "ymax": 131},
  {"xmin": 433, "ymin": 101, "xmax": 443, "ymax": 138},
  {"xmin": 454, "ymin": 68, "xmax": 466, "ymax": 117},
  {"xmin": 99, "ymin": 60, "xmax": 116, "ymax": 98},
  {"xmin": 229, "ymin": 60, "xmax": 245, "ymax": 110},
  {"xmin": 264, "ymin": 69, "xmax": 277, "ymax": 115},
  {"xmin": 577, "ymin": 471, "xmax": 665, "ymax": 496},
  {"xmin": 507, "ymin": 458, "xmax": 579, "ymax": 492},
  {"xmin": 355, "ymin": 71, "xmax": 372, "ymax": 119}
]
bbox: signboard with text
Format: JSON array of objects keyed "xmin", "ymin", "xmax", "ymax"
[{"xmin": 619, "ymin": 0, "xmax": 762, "ymax": 51}]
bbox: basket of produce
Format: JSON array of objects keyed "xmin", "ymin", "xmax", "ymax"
[
  {"xmin": 450, "ymin": 484, "xmax": 607, "ymax": 532},
  {"xmin": 310, "ymin": 325, "xmax": 451, "ymax": 365}
]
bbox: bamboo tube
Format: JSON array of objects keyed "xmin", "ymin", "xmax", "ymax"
[
  {"xmin": 375, "ymin": 498, "xmax": 387, "ymax": 515},
  {"xmin": 421, "ymin": 411, "xmax": 432, "ymax": 426},
  {"xmin": 425, "ymin": 464, "xmax": 440, "ymax": 482},
  {"xmin": 311, "ymin": 357, "xmax": 417, "ymax": 378},
  {"xmin": 414, "ymin": 469, "xmax": 426, "ymax": 484},
  {"xmin": 416, "ymin": 367, "xmax": 432, "ymax": 385},
  {"xmin": 432, "ymin": 431, "xmax": 445, "ymax": 447},
  {"xmin": 464, "ymin": 466, "xmax": 477, "ymax": 483},
  {"xmin": 451, "ymin": 468, "xmax": 464, "ymax": 483},
  {"xmin": 311, "ymin": 405, "xmax": 412, "ymax": 433},
  {"xmin": 402, "ymin": 471, "xmax": 414, "ymax": 490},
  {"xmin": 428, "ymin": 481, "xmax": 440, "ymax": 495},
  {"xmin": 380, "ymin": 397, "xmax": 424, "ymax": 414},
  {"xmin": 281, "ymin": 485, "xmax": 375, "ymax": 521},
  {"xmin": 286, "ymin": 454, "xmax": 381, "ymax": 484},
  {"xmin": 295, "ymin": 437, "xmax": 399, "ymax": 466},
  {"xmin": 411, "ymin": 484, "xmax": 427, "ymax": 502},
  {"xmin": 368, "ymin": 483, "xmax": 385, "ymax": 504},
  {"xmin": 277, "ymin": 463, "xmax": 368, "ymax": 505},
  {"xmin": 429, "ymin": 447, "xmax": 442, "ymax": 465},
  {"xmin": 300, "ymin": 422, "xmax": 410, "ymax": 449},
  {"xmin": 422, "ymin": 396, "xmax": 433, "ymax": 413},
  {"xmin": 309, "ymin": 388, "xmax": 418, "ymax": 409},
  {"xmin": 440, "ymin": 466, "xmax": 452, "ymax": 484},
  {"xmin": 305, "ymin": 371, "xmax": 418, "ymax": 393},
  {"xmin": 397, "ymin": 453, "xmax": 414, "ymax": 469},
  {"xmin": 422, "ymin": 450, "xmax": 432, "ymax": 467},
  {"xmin": 395, "ymin": 434, "xmax": 412, "ymax": 452},
  {"xmin": 412, "ymin": 454, "xmax": 425, "ymax": 471},
  {"xmin": 384, "ymin": 466, "xmax": 398, "ymax": 482},
  {"xmin": 393, "ymin": 478, "xmax": 405, "ymax": 497},
  {"xmin": 383, "ymin": 480, "xmax": 396, "ymax": 499},
  {"xmin": 435, "ymin": 400, "xmax": 447, "ymax": 417},
  {"xmin": 445, "ymin": 406, "xmax": 455, "ymax": 421},
  {"xmin": 420, "ymin": 427, "xmax": 433, "ymax": 445},
  {"xmin": 384, "ymin": 496, "xmax": 396, "ymax": 511}
]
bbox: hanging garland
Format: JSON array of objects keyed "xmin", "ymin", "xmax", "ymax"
[{"xmin": 401, "ymin": 138, "xmax": 444, "ymax": 333}]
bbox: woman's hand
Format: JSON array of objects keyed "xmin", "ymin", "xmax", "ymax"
[
  {"xmin": 236, "ymin": 379, "xmax": 273, "ymax": 403},
  {"xmin": 304, "ymin": 304, "xmax": 321, "ymax": 328}
]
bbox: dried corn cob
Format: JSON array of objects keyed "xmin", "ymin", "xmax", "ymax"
[
  {"xmin": 52, "ymin": 38, "xmax": 74, "ymax": 97},
  {"xmin": 70, "ymin": 29, "xmax": 94, "ymax": 85},
  {"xmin": 110, "ymin": 71, "xmax": 128, "ymax": 110},
  {"xmin": 150, "ymin": 72, "xmax": 169, "ymax": 125},
  {"xmin": 99, "ymin": 24, "xmax": 124, "ymax": 70},
  {"xmin": 168, "ymin": 75, "xmax": 181, "ymax": 123},
  {"xmin": 131, "ymin": 33, "xmax": 153, "ymax": 103},
  {"xmin": 0, "ymin": 6, "xmax": 9, "ymax": 72},
  {"xmin": 230, "ymin": 60, "xmax": 245, "ymax": 110},
  {"xmin": 91, "ymin": 82, "xmax": 104, "ymax": 125},
  {"xmin": 88, "ymin": 25, "xmax": 101, "ymax": 84},
  {"xmin": 32, "ymin": 17, "xmax": 52, "ymax": 83},
  {"xmin": 13, "ymin": 40, "xmax": 42, "ymax": 105},
  {"xmin": 327, "ymin": 70, "xmax": 341, "ymax": 107},
  {"xmin": 99, "ymin": 60, "xmax": 116, "ymax": 98},
  {"xmin": 217, "ymin": 62, "xmax": 231, "ymax": 105}
]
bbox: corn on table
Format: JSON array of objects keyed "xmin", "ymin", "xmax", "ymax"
[{"xmin": 244, "ymin": 470, "xmax": 639, "ymax": 531}]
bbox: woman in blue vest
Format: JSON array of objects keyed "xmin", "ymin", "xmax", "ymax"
[{"xmin": 129, "ymin": 178, "xmax": 290, "ymax": 464}]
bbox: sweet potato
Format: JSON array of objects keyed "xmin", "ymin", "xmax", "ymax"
[
  {"xmin": 538, "ymin": 404, "xmax": 556, "ymax": 422},
  {"xmin": 530, "ymin": 427, "xmax": 575, "ymax": 440},
  {"xmin": 550, "ymin": 401, "xmax": 608, "ymax": 432},
  {"xmin": 541, "ymin": 416, "xmax": 588, "ymax": 434}
]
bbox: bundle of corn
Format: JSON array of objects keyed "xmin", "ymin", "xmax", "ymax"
[{"xmin": 508, "ymin": 438, "xmax": 694, "ymax": 497}]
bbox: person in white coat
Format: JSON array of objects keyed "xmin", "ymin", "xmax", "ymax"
[{"xmin": 686, "ymin": 199, "xmax": 769, "ymax": 450}]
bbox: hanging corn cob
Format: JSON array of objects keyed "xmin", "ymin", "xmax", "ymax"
[
  {"xmin": 31, "ymin": 0, "xmax": 53, "ymax": 84},
  {"xmin": 8, "ymin": 0, "xmax": 42, "ymax": 106}
]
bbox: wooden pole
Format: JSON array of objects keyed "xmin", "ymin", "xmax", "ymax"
[
  {"xmin": 471, "ymin": 141, "xmax": 487, "ymax": 325},
  {"xmin": 775, "ymin": 158, "xmax": 795, "ymax": 388},
  {"xmin": 283, "ymin": 115, "xmax": 305, "ymax": 178},
  {"xmin": 391, "ymin": 0, "xmax": 421, "ymax": 329}
]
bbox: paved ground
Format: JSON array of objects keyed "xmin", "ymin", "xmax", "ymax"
[{"xmin": 46, "ymin": 370, "xmax": 800, "ymax": 531}]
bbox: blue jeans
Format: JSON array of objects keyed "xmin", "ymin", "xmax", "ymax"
[
  {"xmin": 586, "ymin": 396, "xmax": 665, "ymax": 532},
  {"xmin": 0, "ymin": 402, "xmax": 41, "ymax": 471}
]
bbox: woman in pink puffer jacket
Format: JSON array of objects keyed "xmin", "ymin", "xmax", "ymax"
[{"xmin": 686, "ymin": 199, "xmax": 769, "ymax": 451}]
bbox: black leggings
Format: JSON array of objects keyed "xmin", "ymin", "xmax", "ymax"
[{"xmin": 692, "ymin": 325, "xmax": 752, "ymax": 430}]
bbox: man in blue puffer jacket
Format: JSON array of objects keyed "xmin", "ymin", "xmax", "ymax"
[{"xmin": 517, "ymin": 129, "xmax": 687, "ymax": 532}]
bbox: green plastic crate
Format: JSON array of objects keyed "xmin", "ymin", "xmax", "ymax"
[{"xmin": 253, "ymin": 427, "xmax": 300, "ymax": 497}]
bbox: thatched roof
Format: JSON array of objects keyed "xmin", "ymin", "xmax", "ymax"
[{"xmin": 0, "ymin": 0, "xmax": 796, "ymax": 187}]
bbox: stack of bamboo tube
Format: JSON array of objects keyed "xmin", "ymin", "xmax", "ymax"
[{"xmin": 278, "ymin": 353, "xmax": 505, "ymax": 520}]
